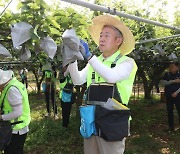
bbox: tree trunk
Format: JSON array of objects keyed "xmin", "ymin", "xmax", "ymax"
[
  {"xmin": 138, "ymin": 69, "xmax": 152, "ymax": 99},
  {"xmin": 137, "ymin": 63, "xmax": 168, "ymax": 100},
  {"xmin": 32, "ymin": 69, "xmax": 44, "ymax": 94},
  {"xmin": 144, "ymin": 83, "xmax": 153, "ymax": 99}
]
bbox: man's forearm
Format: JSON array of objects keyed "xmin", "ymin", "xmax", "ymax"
[
  {"xmin": 1, "ymin": 105, "xmax": 22, "ymax": 121},
  {"xmin": 161, "ymin": 80, "xmax": 174, "ymax": 85}
]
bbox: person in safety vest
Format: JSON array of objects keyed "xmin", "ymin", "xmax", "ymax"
[
  {"xmin": 19, "ymin": 68, "xmax": 28, "ymax": 89},
  {"xmin": 0, "ymin": 69, "xmax": 31, "ymax": 154},
  {"xmin": 63, "ymin": 15, "xmax": 137, "ymax": 154},
  {"xmin": 59, "ymin": 73, "xmax": 76, "ymax": 128},
  {"xmin": 161, "ymin": 62, "xmax": 180, "ymax": 132},
  {"xmin": 44, "ymin": 70, "xmax": 58, "ymax": 119}
]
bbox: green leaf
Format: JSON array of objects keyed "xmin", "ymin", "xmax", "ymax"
[
  {"xmin": 34, "ymin": 25, "xmax": 40, "ymax": 38},
  {"xmin": 46, "ymin": 17, "xmax": 60, "ymax": 30},
  {"xmin": 50, "ymin": 27, "xmax": 61, "ymax": 35},
  {"xmin": 28, "ymin": 3, "xmax": 40, "ymax": 10},
  {"xmin": 29, "ymin": 28, "xmax": 40, "ymax": 40}
]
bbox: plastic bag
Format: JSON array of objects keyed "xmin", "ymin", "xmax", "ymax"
[
  {"xmin": 11, "ymin": 22, "xmax": 32, "ymax": 48},
  {"xmin": 0, "ymin": 44, "xmax": 12, "ymax": 59},
  {"xmin": 79, "ymin": 105, "xmax": 96, "ymax": 138},
  {"xmin": 40, "ymin": 37, "xmax": 57, "ymax": 59}
]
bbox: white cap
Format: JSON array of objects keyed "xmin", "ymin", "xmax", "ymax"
[{"xmin": 0, "ymin": 69, "xmax": 14, "ymax": 85}]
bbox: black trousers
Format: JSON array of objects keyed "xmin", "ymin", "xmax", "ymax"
[
  {"xmin": 21, "ymin": 76, "xmax": 28, "ymax": 89},
  {"xmin": 4, "ymin": 133, "xmax": 27, "ymax": 154},
  {"xmin": 166, "ymin": 96, "xmax": 180, "ymax": 129},
  {"xmin": 61, "ymin": 100, "xmax": 72, "ymax": 127},
  {"xmin": 45, "ymin": 89, "xmax": 57, "ymax": 114}
]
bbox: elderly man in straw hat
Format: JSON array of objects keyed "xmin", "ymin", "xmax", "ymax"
[
  {"xmin": 64, "ymin": 14, "xmax": 137, "ymax": 154},
  {"xmin": 0, "ymin": 69, "xmax": 31, "ymax": 154}
]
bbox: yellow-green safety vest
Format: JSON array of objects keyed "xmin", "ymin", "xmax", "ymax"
[
  {"xmin": 45, "ymin": 71, "xmax": 52, "ymax": 78},
  {"xmin": 0, "ymin": 78, "xmax": 31, "ymax": 130},
  {"xmin": 59, "ymin": 76, "xmax": 73, "ymax": 99},
  {"xmin": 87, "ymin": 51, "xmax": 137, "ymax": 105}
]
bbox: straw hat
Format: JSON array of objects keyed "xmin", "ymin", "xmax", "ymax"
[
  {"xmin": 89, "ymin": 14, "xmax": 135, "ymax": 55},
  {"xmin": 0, "ymin": 69, "xmax": 13, "ymax": 85}
]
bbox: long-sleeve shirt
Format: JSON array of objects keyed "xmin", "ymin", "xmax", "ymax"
[
  {"xmin": 162, "ymin": 71, "xmax": 180, "ymax": 97},
  {"xmin": 65, "ymin": 55, "xmax": 134, "ymax": 85},
  {"xmin": 2, "ymin": 87, "xmax": 29, "ymax": 135}
]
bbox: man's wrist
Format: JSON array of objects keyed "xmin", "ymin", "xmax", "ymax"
[{"xmin": 87, "ymin": 54, "xmax": 93, "ymax": 61}]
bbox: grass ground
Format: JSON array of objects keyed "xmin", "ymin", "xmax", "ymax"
[{"xmin": 24, "ymin": 93, "xmax": 180, "ymax": 154}]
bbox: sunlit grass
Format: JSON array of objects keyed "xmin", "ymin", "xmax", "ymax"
[{"xmin": 25, "ymin": 93, "xmax": 180, "ymax": 154}]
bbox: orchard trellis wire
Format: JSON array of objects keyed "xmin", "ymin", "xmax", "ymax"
[
  {"xmin": 60, "ymin": 0, "xmax": 180, "ymax": 32},
  {"xmin": 0, "ymin": 0, "xmax": 13, "ymax": 17}
]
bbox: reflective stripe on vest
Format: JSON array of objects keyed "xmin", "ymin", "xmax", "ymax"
[
  {"xmin": 0, "ymin": 78, "xmax": 31, "ymax": 130},
  {"xmin": 87, "ymin": 51, "xmax": 137, "ymax": 105}
]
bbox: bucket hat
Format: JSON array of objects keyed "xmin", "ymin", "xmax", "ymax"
[
  {"xmin": 0, "ymin": 69, "xmax": 13, "ymax": 85},
  {"xmin": 89, "ymin": 15, "xmax": 135, "ymax": 55}
]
